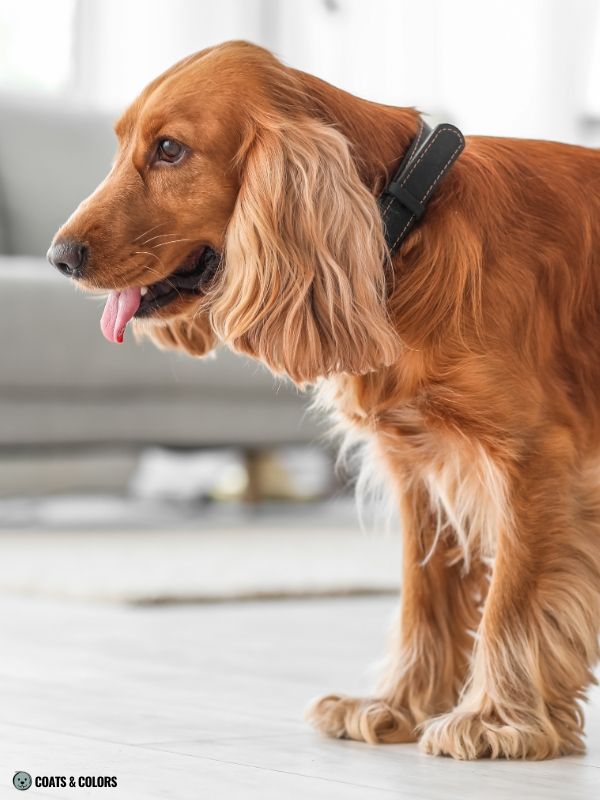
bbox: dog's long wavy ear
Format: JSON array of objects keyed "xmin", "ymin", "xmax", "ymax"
[{"xmin": 210, "ymin": 118, "xmax": 400, "ymax": 383}]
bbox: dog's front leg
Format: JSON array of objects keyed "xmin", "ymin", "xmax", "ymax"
[
  {"xmin": 420, "ymin": 440, "xmax": 600, "ymax": 759},
  {"xmin": 307, "ymin": 482, "xmax": 486, "ymax": 743}
]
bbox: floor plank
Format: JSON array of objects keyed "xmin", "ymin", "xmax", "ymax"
[{"xmin": 0, "ymin": 595, "xmax": 598, "ymax": 799}]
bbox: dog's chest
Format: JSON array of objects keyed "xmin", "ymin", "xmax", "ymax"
[
  {"xmin": 381, "ymin": 405, "xmax": 508, "ymax": 565},
  {"xmin": 320, "ymin": 376, "xmax": 508, "ymax": 567}
]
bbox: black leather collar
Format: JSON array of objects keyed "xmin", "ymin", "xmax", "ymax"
[{"xmin": 378, "ymin": 121, "xmax": 465, "ymax": 255}]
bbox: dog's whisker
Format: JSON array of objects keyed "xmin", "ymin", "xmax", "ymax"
[
  {"xmin": 133, "ymin": 222, "xmax": 169, "ymax": 243},
  {"xmin": 151, "ymin": 238, "xmax": 194, "ymax": 249},
  {"xmin": 141, "ymin": 232, "xmax": 181, "ymax": 244},
  {"xmin": 134, "ymin": 250, "xmax": 166, "ymax": 268},
  {"xmin": 141, "ymin": 265, "xmax": 168, "ymax": 282}
]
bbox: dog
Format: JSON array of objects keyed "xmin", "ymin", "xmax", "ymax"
[{"xmin": 48, "ymin": 41, "xmax": 600, "ymax": 760}]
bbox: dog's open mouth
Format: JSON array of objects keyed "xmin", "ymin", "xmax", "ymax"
[{"xmin": 100, "ymin": 246, "xmax": 220, "ymax": 344}]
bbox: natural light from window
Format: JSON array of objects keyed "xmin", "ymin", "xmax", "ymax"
[{"xmin": 0, "ymin": 0, "xmax": 76, "ymax": 95}]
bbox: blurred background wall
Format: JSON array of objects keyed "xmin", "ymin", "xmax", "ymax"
[{"xmin": 3, "ymin": 0, "xmax": 600, "ymax": 141}]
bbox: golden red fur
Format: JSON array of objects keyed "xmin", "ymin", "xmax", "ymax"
[{"xmin": 51, "ymin": 41, "xmax": 600, "ymax": 759}]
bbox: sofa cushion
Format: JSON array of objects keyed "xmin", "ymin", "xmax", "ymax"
[
  {"xmin": 0, "ymin": 256, "xmax": 300, "ymax": 393},
  {"xmin": 0, "ymin": 256, "xmax": 318, "ymax": 447}
]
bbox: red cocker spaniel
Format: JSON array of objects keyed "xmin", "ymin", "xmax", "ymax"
[{"xmin": 49, "ymin": 41, "xmax": 600, "ymax": 760}]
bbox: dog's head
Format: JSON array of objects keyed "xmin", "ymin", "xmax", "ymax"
[{"xmin": 48, "ymin": 41, "xmax": 399, "ymax": 383}]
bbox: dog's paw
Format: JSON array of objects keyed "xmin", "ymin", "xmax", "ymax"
[
  {"xmin": 419, "ymin": 709, "xmax": 578, "ymax": 760},
  {"xmin": 306, "ymin": 694, "xmax": 416, "ymax": 744}
]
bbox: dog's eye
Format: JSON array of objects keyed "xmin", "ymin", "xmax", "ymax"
[{"xmin": 156, "ymin": 138, "xmax": 185, "ymax": 164}]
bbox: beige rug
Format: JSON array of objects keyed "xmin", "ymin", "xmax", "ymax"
[{"xmin": 0, "ymin": 524, "xmax": 400, "ymax": 604}]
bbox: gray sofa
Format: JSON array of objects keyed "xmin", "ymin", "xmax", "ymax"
[{"xmin": 0, "ymin": 96, "xmax": 318, "ymax": 450}]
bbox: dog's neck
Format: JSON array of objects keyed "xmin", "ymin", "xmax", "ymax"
[{"xmin": 296, "ymin": 70, "xmax": 422, "ymax": 194}]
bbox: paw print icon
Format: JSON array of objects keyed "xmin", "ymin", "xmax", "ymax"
[{"xmin": 13, "ymin": 772, "xmax": 32, "ymax": 791}]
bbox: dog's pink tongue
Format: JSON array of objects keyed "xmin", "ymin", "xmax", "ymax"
[{"xmin": 100, "ymin": 288, "xmax": 141, "ymax": 344}]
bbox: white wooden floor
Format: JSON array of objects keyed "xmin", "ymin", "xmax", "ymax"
[{"xmin": 0, "ymin": 595, "xmax": 598, "ymax": 799}]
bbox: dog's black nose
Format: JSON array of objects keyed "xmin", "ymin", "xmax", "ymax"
[{"xmin": 47, "ymin": 240, "xmax": 89, "ymax": 278}]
